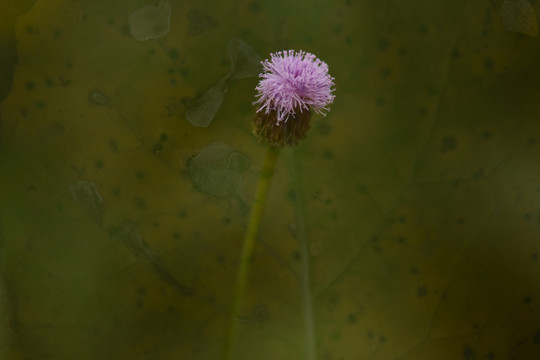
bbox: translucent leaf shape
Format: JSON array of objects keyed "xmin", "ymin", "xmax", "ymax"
[
  {"xmin": 227, "ymin": 38, "xmax": 262, "ymax": 81},
  {"xmin": 501, "ymin": 0, "xmax": 538, "ymax": 36},
  {"xmin": 185, "ymin": 78, "xmax": 227, "ymax": 127},
  {"xmin": 185, "ymin": 38, "xmax": 260, "ymax": 127},
  {"xmin": 187, "ymin": 141, "xmax": 250, "ymax": 198},
  {"xmin": 128, "ymin": 0, "xmax": 172, "ymax": 41},
  {"xmin": 69, "ymin": 180, "xmax": 104, "ymax": 225}
]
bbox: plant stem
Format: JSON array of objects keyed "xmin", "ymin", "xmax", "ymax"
[
  {"xmin": 222, "ymin": 144, "xmax": 280, "ymax": 360},
  {"xmin": 285, "ymin": 148, "xmax": 316, "ymax": 360}
]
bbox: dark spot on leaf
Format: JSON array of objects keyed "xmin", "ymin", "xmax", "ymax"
[
  {"xmin": 247, "ymin": 2, "xmax": 261, "ymax": 13},
  {"xmin": 160, "ymin": 133, "xmax": 168, "ymax": 142},
  {"xmin": 134, "ymin": 197, "xmax": 147, "ymax": 209},
  {"xmin": 528, "ymin": 137, "xmax": 536, "ymax": 145},
  {"xmin": 292, "ymin": 251, "xmax": 300, "ymax": 260},
  {"xmin": 168, "ymin": 48, "xmax": 180, "ymax": 60},
  {"xmin": 109, "ymin": 140, "xmax": 118, "ymax": 152},
  {"xmin": 376, "ymin": 38, "xmax": 390, "ymax": 51},
  {"xmin": 399, "ymin": 47, "xmax": 408, "ymax": 56},
  {"xmin": 357, "ymin": 184, "xmax": 368, "ymax": 193},
  {"xmin": 463, "ymin": 346, "xmax": 475, "ymax": 360},
  {"xmin": 26, "ymin": 26, "xmax": 37, "ymax": 34},
  {"xmin": 483, "ymin": 10, "xmax": 492, "ymax": 26},
  {"xmin": 376, "ymin": 96, "xmax": 386, "ymax": 106},
  {"xmin": 379, "ymin": 335, "xmax": 386, "ymax": 342},
  {"xmin": 482, "ymin": 131, "xmax": 492, "ymax": 140},
  {"xmin": 323, "ymin": 150, "xmax": 334, "ymax": 159},
  {"xmin": 398, "ymin": 236, "xmax": 405, "ymax": 243},
  {"xmin": 331, "ymin": 330, "xmax": 341, "ymax": 342},
  {"xmin": 153, "ymin": 143, "xmax": 163, "ymax": 154},
  {"xmin": 347, "ymin": 314, "xmax": 357, "ymax": 324},
  {"xmin": 35, "ymin": 101, "xmax": 46, "ymax": 109},
  {"xmin": 59, "ymin": 76, "xmax": 71, "ymax": 86},
  {"xmin": 380, "ymin": 68, "xmax": 391, "ymax": 78},
  {"xmin": 346, "ymin": 36, "xmax": 353, "ymax": 45},
  {"xmin": 367, "ymin": 331, "xmax": 374, "ymax": 339},
  {"xmin": 417, "ymin": 286, "xmax": 427, "ymax": 297},
  {"xmin": 523, "ymin": 295, "xmax": 531, "ymax": 304},
  {"xmin": 315, "ymin": 121, "xmax": 332, "ymax": 135},
  {"xmin": 329, "ymin": 292, "xmax": 340, "ymax": 307},
  {"xmin": 25, "ymin": 82, "xmax": 35, "ymax": 90},
  {"xmin": 524, "ymin": 212, "xmax": 531, "ymax": 221},
  {"xmin": 187, "ymin": 9, "xmax": 218, "ymax": 36},
  {"xmin": 441, "ymin": 135, "xmax": 457, "ymax": 152},
  {"xmin": 399, "ymin": 215, "xmax": 406, "ymax": 223},
  {"xmin": 121, "ymin": 24, "xmax": 130, "ymax": 36},
  {"xmin": 473, "ymin": 168, "xmax": 485, "ymax": 179},
  {"xmin": 486, "ymin": 352, "xmax": 495, "ymax": 359},
  {"xmin": 95, "ymin": 160, "xmax": 103, "ymax": 169},
  {"xmin": 451, "ymin": 48, "xmax": 461, "ymax": 59},
  {"xmin": 172, "ymin": 231, "xmax": 180, "ymax": 240},
  {"xmin": 136, "ymin": 171, "xmax": 145, "ymax": 180},
  {"xmin": 533, "ymin": 328, "xmax": 540, "ymax": 343},
  {"xmin": 286, "ymin": 188, "xmax": 296, "ymax": 202},
  {"xmin": 428, "ymin": 86, "xmax": 439, "ymax": 96},
  {"xmin": 216, "ymin": 253, "xmax": 225, "ymax": 264},
  {"xmin": 484, "ymin": 58, "xmax": 494, "ymax": 70}
]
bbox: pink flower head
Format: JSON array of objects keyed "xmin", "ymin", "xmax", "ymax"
[{"xmin": 254, "ymin": 50, "xmax": 335, "ymax": 125}]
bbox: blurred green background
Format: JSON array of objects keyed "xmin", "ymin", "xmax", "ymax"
[{"xmin": 1, "ymin": 0, "xmax": 540, "ymax": 359}]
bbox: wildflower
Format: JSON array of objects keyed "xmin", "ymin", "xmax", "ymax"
[{"xmin": 253, "ymin": 50, "xmax": 335, "ymax": 146}]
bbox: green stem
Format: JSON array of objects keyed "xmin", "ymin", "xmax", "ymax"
[
  {"xmin": 285, "ymin": 148, "xmax": 316, "ymax": 360},
  {"xmin": 222, "ymin": 144, "xmax": 280, "ymax": 360}
]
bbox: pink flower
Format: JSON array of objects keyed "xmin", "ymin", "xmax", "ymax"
[{"xmin": 254, "ymin": 50, "xmax": 335, "ymax": 125}]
